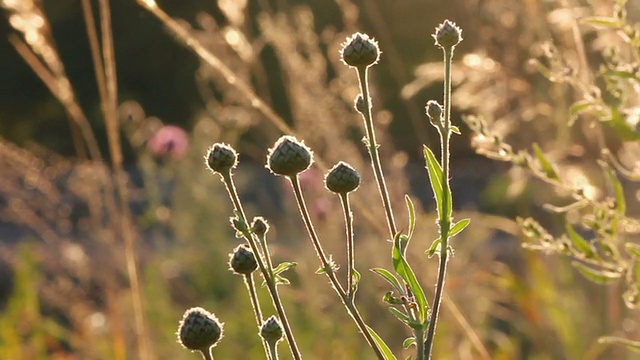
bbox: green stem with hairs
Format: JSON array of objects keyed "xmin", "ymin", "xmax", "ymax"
[
  {"xmin": 338, "ymin": 192, "xmax": 357, "ymax": 298},
  {"xmin": 423, "ymin": 46, "xmax": 455, "ymax": 358},
  {"xmin": 221, "ymin": 172, "xmax": 302, "ymax": 360},
  {"xmin": 244, "ymin": 274, "xmax": 272, "ymax": 360},
  {"xmin": 356, "ymin": 66, "xmax": 398, "ymax": 239},
  {"xmin": 289, "ymin": 175, "xmax": 384, "ymax": 359}
]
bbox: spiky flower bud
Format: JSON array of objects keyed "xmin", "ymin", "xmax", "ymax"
[
  {"xmin": 260, "ymin": 315, "xmax": 284, "ymax": 344},
  {"xmin": 340, "ymin": 33, "xmax": 380, "ymax": 68},
  {"xmin": 177, "ymin": 307, "xmax": 224, "ymax": 352},
  {"xmin": 266, "ymin": 136, "xmax": 313, "ymax": 177},
  {"xmin": 206, "ymin": 143, "xmax": 238, "ymax": 174},
  {"xmin": 251, "ymin": 217, "xmax": 270, "ymax": 237},
  {"xmin": 229, "ymin": 244, "xmax": 258, "ymax": 275},
  {"xmin": 325, "ymin": 162, "xmax": 361, "ymax": 194},
  {"xmin": 425, "ymin": 100, "xmax": 443, "ymax": 127},
  {"xmin": 433, "ymin": 20, "xmax": 463, "ymax": 49}
]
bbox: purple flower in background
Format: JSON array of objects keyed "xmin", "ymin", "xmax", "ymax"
[{"xmin": 148, "ymin": 125, "xmax": 189, "ymax": 159}]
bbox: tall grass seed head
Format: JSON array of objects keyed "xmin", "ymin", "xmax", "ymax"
[
  {"xmin": 340, "ymin": 32, "xmax": 380, "ymax": 68},
  {"xmin": 206, "ymin": 143, "xmax": 238, "ymax": 174},
  {"xmin": 260, "ymin": 315, "xmax": 284, "ymax": 344},
  {"xmin": 433, "ymin": 20, "xmax": 463, "ymax": 49},
  {"xmin": 266, "ymin": 136, "xmax": 313, "ymax": 177},
  {"xmin": 229, "ymin": 244, "xmax": 258, "ymax": 275},
  {"xmin": 177, "ymin": 307, "xmax": 224, "ymax": 352},
  {"xmin": 325, "ymin": 161, "xmax": 361, "ymax": 194},
  {"xmin": 251, "ymin": 216, "xmax": 270, "ymax": 237}
]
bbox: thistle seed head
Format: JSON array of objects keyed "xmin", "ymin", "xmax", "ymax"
[
  {"xmin": 325, "ymin": 162, "xmax": 361, "ymax": 194},
  {"xmin": 260, "ymin": 315, "xmax": 284, "ymax": 344},
  {"xmin": 205, "ymin": 143, "xmax": 238, "ymax": 174},
  {"xmin": 266, "ymin": 136, "xmax": 313, "ymax": 177},
  {"xmin": 229, "ymin": 244, "xmax": 258, "ymax": 276},
  {"xmin": 340, "ymin": 33, "xmax": 380, "ymax": 68},
  {"xmin": 177, "ymin": 307, "xmax": 224, "ymax": 352},
  {"xmin": 433, "ymin": 20, "xmax": 463, "ymax": 49}
]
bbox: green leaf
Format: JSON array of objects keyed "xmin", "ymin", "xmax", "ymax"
[
  {"xmin": 272, "ymin": 261, "xmax": 297, "ymax": 275},
  {"xmin": 273, "ymin": 274, "xmax": 290, "ymax": 285},
  {"xmin": 569, "ymin": 99, "xmax": 596, "ymax": 126},
  {"xmin": 603, "ymin": 108, "xmax": 640, "ymax": 141},
  {"xmin": 402, "ymin": 337, "xmax": 416, "ymax": 349},
  {"xmin": 365, "ymin": 325, "xmax": 398, "ymax": 360},
  {"xmin": 598, "ymin": 336, "xmax": 640, "ymax": 353},
  {"xmin": 580, "ymin": 16, "xmax": 621, "ymax": 28},
  {"xmin": 383, "ymin": 291, "xmax": 404, "ymax": 305},
  {"xmin": 532, "ymin": 143, "xmax": 560, "ymax": 180},
  {"xmin": 602, "ymin": 162, "xmax": 626, "ymax": 215},
  {"xmin": 450, "ymin": 125, "xmax": 461, "ymax": 135},
  {"xmin": 565, "ymin": 223, "xmax": 596, "ymax": 259},
  {"xmin": 393, "ymin": 233, "xmax": 429, "ymax": 322},
  {"xmin": 448, "ymin": 218, "xmax": 470, "ymax": 238},
  {"xmin": 405, "ymin": 195, "xmax": 416, "ymax": 240},
  {"xmin": 572, "ymin": 261, "xmax": 621, "ymax": 284},
  {"xmin": 372, "ymin": 268, "xmax": 405, "ymax": 294},
  {"xmin": 625, "ymin": 243, "xmax": 640, "ymax": 261},
  {"xmin": 389, "ymin": 307, "xmax": 411, "ymax": 324},
  {"xmin": 351, "ymin": 269, "xmax": 361, "ymax": 293},
  {"xmin": 424, "ymin": 146, "xmax": 450, "ymax": 218},
  {"xmin": 425, "ymin": 238, "xmax": 442, "ymax": 258}
]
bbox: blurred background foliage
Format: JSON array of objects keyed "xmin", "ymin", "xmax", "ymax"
[{"xmin": 1, "ymin": 0, "xmax": 640, "ymax": 359}]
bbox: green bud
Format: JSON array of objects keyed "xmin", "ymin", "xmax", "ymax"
[
  {"xmin": 325, "ymin": 162, "xmax": 361, "ymax": 194},
  {"xmin": 425, "ymin": 100, "xmax": 443, "ymax": 127},
  {"xmin": 251, "ymin": 217, "xmax": 270, "ymax": 237},
  {"xmin": 266, "ymin": 136, "xmax": 314, "ymax": 177},
  {"xmin": 205, "ymin": 143, "xmax": 238, "ymax": 174},
  {"xmin": 260, "ymin": 315, "xmax": 284, "ymax": 344},
  {"xmin": 177, "ymin": 307, "xmax": 224, "ymax": 352},
  {"xmin": 340, "ymin": 33, "xmax": 381, "ymax": 68},
  {"xmin": 229, "ymin": 244, "xmax": 258, "ymax": 275},
  {"xmin": 433, "ymin": 20, "xmax": 463, "ymax": 49}
]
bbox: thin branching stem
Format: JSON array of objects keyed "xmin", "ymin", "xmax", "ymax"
[
  {"xmin": 289, "ymin": 176, "xmax": 384, "ymax": 359},
  {"xmin": 356, "ymin": 67, "xmax": 398, "ymax": 239},
  {"xmin": 424, "ymin": 46, "xmax": 455, "ymax": 358},
  {"xmin": 221, "ymin": 172, "xmax": 302, "ymax": 360}
]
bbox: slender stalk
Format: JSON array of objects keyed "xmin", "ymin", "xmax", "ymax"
[
  {"xmin": 423, "ymin": 46, "xmax": 455, "ymax": 358},
  {"xmin": 244, "ymin": 274, "xmax": 271, "ymax": 360},
  {"xmin": 338, "ymin": 193, "xmax": 357, "ymax": 298},
  {"xmin": 267, "ymin": 342, "xmax": 279, "ymax": 360},
  {"xmin": 415, "ymin": 327, "xmax": 425, "ymax": 360},
  {"xmin": 289, "ymin": 176, "xmax": 384, "ymax": 359},
  {"xmin": 220, "ymin": 172, "xmax": 302, "ymax": 360},
  {"xmin": 356, "ymin": 67, "xmax": 398, "ymax": 239},
  {"xmin": 200, "ymin": 348, "xmax": 214, "ymax": 360}
]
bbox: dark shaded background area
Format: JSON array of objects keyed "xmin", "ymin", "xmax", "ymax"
[{"xmin": 0, "ymin": 0, "xmax": 476, "ymax": 160}]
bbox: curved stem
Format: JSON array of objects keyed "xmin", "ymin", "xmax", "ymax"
[
  {"xmin": 289, "ymin": 176, "xmax": 384, "ymax": 359},
  {"xmin": 356, "ymin": 67, "xmax": 398, "ymax": 239},
  {"xmin": 423, "ymin": 46, "xmax": 455, "ymax": 358},
  {"xmin": 221, "ymin": 172, "xmax": 302, "ymax": 360}
]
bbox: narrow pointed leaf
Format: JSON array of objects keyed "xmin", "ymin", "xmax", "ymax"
[
  {"xmin": 450, "ymin": 125, "xmax": 461, "ymax": 134},
  {"xmin": 393, "ymin": 233, "xmax": 429, "ymax": 321},
  {"xmin": 272, "ymin": 261, "xmax": 297, "ymax": 275},
  {"xmin": 425, "ymin": 238, "xmax": 441, "ymax": 258},
  {"xmin": 388, "ymin": 307, "xmax": 411, "ymax": 324},
  {"xmin": 365, "ymin": 325, "xmax": 398, "ymax": 360},
  {"xmin": 625, "ymin": 243, "xmax": 640, "ymax": 261},
  {"xmin": 448, "ymin": 218, "xmax": 470, "ymax": 238},
  {"xmin": 351, "ymin": 269, "xmax": 361, "ymax": 293},
  {"xmin": 572, "ymin": 261, "xmax": 621, "ymax": 284},
  {"xmin": 372, "ymin": 268, "xmax": 405, "ymax": 294},
  {"xmin": 383, "ymin": 291, "xmax": 404, "ymax": 305},
  {"xmin": 405, "ymin": 195, "xmax": 416, "ymax": 240},
  {"xmin": 565, "ymin": 223, "xmax": 596, "ymax": 259},
  {"xmin": 532, "ymin": 143, "xmax": 560, "ymax": 180},
  {"xmin": 580, "ymin": 16, "xmax": 621, "ymax": 28},
  {"xmin": 402, "ymin": 337, "xmax": 416, "ymax": 349},
  {"xmin": 424, "ymin": 146, "xmax": 445, "ymax": 217}
]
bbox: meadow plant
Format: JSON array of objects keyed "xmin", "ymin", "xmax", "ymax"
[{"xmin": 179, "ymin": 20, "xmax": 469, "ymax": 360}]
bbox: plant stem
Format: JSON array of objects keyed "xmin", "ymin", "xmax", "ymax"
[
  {"xmin": 289, "ymin": 176, "xmax": 384, "ymax": 359},
  {"xmin": 221, "ymin": 172, "xmax": 302, "ymax": 360},
  {"xmin": 244, "ymin": 274, "xmax": 271, "ymax": 359},
  {"xmin": 200, "ymin": 348, "xmax": 214, "ymax": 360},
  {"xmin": 415, "ymin": 327, "xmax": 425, "ymax": 360},
  {"xmin": 267, "ymin": 341, "xmax": 279, "ymax": 360},
  {"xmin": 356, "ymin": 67, "xmax": 398, "ymax": 239},
  {"xmin": 339, "ymin": 193, "xmax": 357, "ymax": 298},
  {"xmin": 423, "ymin": 46, "xmax": 455, "ymax": 358}
]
